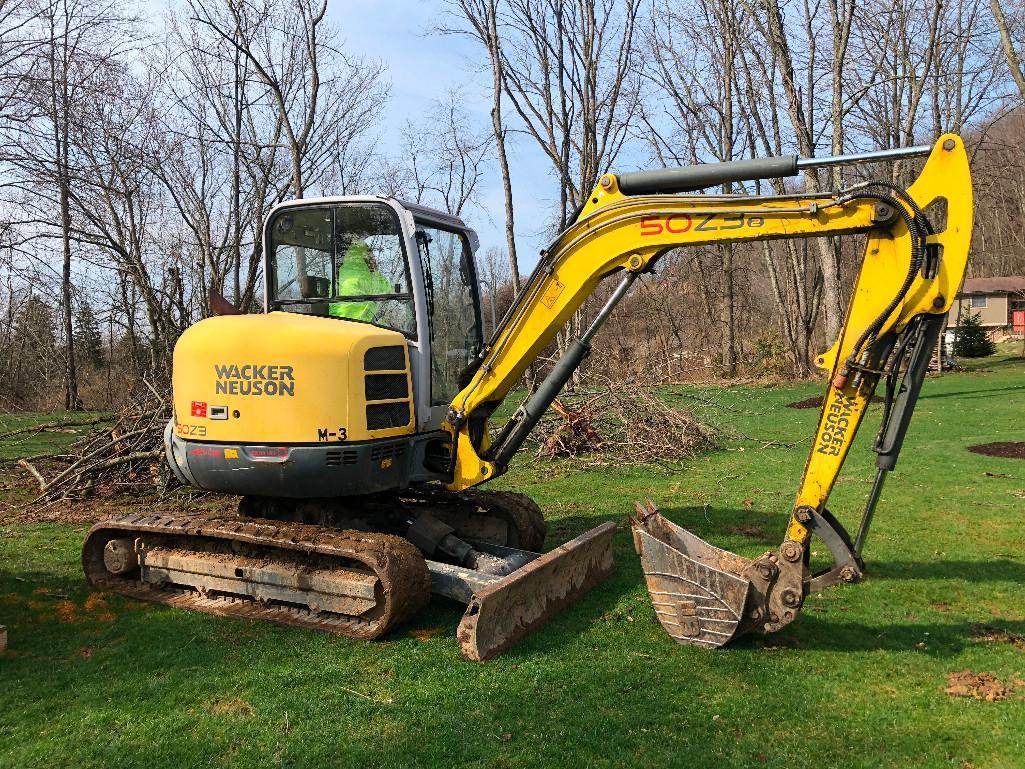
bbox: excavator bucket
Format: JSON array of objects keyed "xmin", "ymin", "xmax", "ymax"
[
  {"xmin": 631, "ymin": 500, "xmax": 755, "ymax": 648},
  {"xmin": 456, "ymin": 521, "xmax": 616, "ymax": 661}
]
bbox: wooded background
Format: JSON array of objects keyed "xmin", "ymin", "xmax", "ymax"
[{"xmin": 1, "ymin": 0, "xmax": 1023, "ymax": 411}]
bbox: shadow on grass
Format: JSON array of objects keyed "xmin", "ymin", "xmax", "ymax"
[
  {"xmin": 865, "ymin": 558, "xmax": 1025, "ymax": 582},
  {"xmin": 919, "ymin": 384, "xmax": 1025, "ymax": 401},
  {"xmin": 2, "ymin": 513, "xmax": 641, "ymax": 665},
  {"xmin": 958, "ymin": 355, "xmax": 1025, "ymax": 371},
  {"xmin": 648, "ymin": 504, "xmax": 790, "ymax": 544},
  {"xmin": 736, "ymin": 615, "xmax": 1025, "ymax": 655},
  {"xmin": 647, "ymin": 506, "xmax": 1025, "ymax": 581}
]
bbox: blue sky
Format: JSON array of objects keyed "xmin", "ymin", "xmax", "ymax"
[{"xmin": 332, "ymin": 0, "xmax": 563, "ymax": 272}]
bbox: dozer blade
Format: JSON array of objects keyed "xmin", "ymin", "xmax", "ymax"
[
  {"xmin": 632, "ymin": 501, "xmax": 754, "ymax": 648},
  {"xmin": 456, "ymin": 521, "xmax": 616, "ymax": 661}
]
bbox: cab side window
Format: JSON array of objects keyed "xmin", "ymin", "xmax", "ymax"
[{"xmin": 415, "ymin": 223, "xmax": 482, "ymax": 405}]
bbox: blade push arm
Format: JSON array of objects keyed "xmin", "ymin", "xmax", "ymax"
[{"xmin": 443, "ymin": 135, "xmax": 972, "ymax": 495}]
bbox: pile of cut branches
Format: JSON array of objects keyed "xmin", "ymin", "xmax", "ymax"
[
  {"xmin": 527, "ymin": 378, "xmax": 716, "ymax": 465},
  {"xmin": 11, "ymin": 385, "xmax": 172, "ymax": 503}
]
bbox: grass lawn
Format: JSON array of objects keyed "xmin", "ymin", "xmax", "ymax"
[{"xmin": 1, "ymin": 347, "xmax": 1024, "ymax": 769}]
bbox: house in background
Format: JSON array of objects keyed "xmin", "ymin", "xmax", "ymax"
[{"xmin": 948, "ymin": 276, "xmax": 1025, "ymax": 341}]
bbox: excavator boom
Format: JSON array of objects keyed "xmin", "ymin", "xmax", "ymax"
[{"xmin": 446, "ymin": 134, "xmax": 972, "ymax": 646}]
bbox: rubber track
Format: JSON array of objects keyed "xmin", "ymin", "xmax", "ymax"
[{"xmin": 83, "ymin": 513, "xmax": 431, "ymax": 639}]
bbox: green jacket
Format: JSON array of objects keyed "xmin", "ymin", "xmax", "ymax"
[{"xmin": 329, "ymin": 242, "xmax": 392, "ymax": 321}]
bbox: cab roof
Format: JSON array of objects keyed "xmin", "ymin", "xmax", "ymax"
[{"xmin": 270, "ymin": 195, "xmax": 468, "ymax": 231}]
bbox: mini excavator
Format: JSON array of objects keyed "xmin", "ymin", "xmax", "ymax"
[{"xmin": 83, "ymin": 134, "xmax": 972, "ymax": 659}]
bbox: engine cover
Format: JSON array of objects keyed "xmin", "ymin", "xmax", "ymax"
[{"xmin": 171, "ymin": 312, "xmax": 414, "ymax": 446}]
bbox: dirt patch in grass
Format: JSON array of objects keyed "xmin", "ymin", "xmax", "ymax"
[
  {"xmin": 409, "ymin": 627, "xmax": 445, "ymax": 641},
  {"xmin": 726, "ymin": 524, "xmax": 769, "ymax": 539},
  {"xmin": 83, "ymin": 593, "xmax": 116, "ymax": 622},
  {"xmin": 944, "ymin": 670, "xmax": 1020, "ymax": 701},
  {"xmin": 971, "ymin": 624, "xmax": 1025, "ymax": 651},
  {"xmin": 51, "ymin": 593, "xmax": 117, "ymax": 624},
  {"xmin": 967, "ymin": 442, "xmax": 1025, "ymax": 460},
  {"xmin": 208, "ymin": 697, "xmax": 256, "ymax": 718},
  {"xmin": 787, "ymin": 394, "xmax": 883, "ymax": 409},
  {"xmin": 55, "ymin": 600, "xmax": 80, "ymax": 624}
]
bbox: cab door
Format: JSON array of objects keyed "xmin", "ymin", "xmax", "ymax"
[{"xmin": 413, "ymin": 220, "xmax": 483, "ymax": 424}]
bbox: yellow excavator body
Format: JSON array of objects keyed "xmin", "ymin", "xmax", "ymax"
[{"xmin": 83, "ymin": 136, "xmax": 973, "ymax": 658}]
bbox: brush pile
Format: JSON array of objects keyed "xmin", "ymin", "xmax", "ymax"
[
  {"xmin": 528, "ymin": 379, "xmax": 716, "ymax": 465},
  {"xmin": 8, "ymin": 385, "xmax": 172, "ymax": 503}
]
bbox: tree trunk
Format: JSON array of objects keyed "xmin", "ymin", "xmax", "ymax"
[
  {"xmin": 486, "ymin": 1, "xmax": 521, "ymax": 295},
  {"xmin": 991, "ymin": 0, "xmax": 1025, "ymax": 100},
  {"xmin": 59, "ymin": 173, "xmax": 79, "ymax": 410},
  {"xmin": 719, "ymin": 244, "xmax": 736, "ymax": 376},
  {"xmin": 48, "ymin": 7, "xmax": 80, "ymax": 410}
]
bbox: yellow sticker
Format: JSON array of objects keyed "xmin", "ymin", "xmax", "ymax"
[
  {"xmin": 224, "ymin": 449, "xmax": 239, "ymax": 459},
  {"xmin": 380, "ymin": 458, "xmax": 393, "ymax": 469},
  {"xmin": 540, "ymin": 278, "xmax": 565, "ymax": 309}
]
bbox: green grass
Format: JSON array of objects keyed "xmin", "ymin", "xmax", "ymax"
[
  {"xmin": 2, "ymin": 350, "xmax": 1025, "ymax": 769},
  {"xmin": 0, "ymin": 411, "xmax": 107, "ymax": 462}
]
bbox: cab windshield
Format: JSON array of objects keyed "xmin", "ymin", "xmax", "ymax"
[{"xmin": 268, "ymin": 203, "xmax": 416, "ymax": 336}]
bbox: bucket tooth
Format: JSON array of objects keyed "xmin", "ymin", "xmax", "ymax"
[
  {"xmin": 457, "ymin": 521, "xmax": 616, "ymax": 661},
  {"xmin": 632, "ymin": 501, "xmax": 752, "ymax": 648}
]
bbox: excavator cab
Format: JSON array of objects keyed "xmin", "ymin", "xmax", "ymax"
[
  {"xmin": 266, "ymin": 198, "xmax": 484, "ymax": 431},
  {"xmin": 162, "ymin": 197, "xmax": 487, "ymax": 497}
]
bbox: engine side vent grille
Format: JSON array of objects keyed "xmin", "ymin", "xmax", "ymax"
[
  {"xmin": 366, "ymin": 403, "xmax": 410, "ymax": 430},
  {"xmin": 365, "ymin": 373, "xmax": 409, "ymax": 401},
  {"xmin": 325, "ymin": 449, "xmax": 358, "ymax": 466},
  {"xmin": 364, "ymin": 346, "xmax": 406, "ymax": 371},
  {"xmin": 370, "ymin": 442, "xmax": 407, "ymax": 462}
]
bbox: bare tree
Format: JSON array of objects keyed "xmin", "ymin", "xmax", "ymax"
[
  {"xmin": 991, "ymin": 0, "xmax": 1025, "ymax": 100},
  {"xmin": 641, "ymin": 0, "xmax": 749, "ymax": 375},
  {"xmin": 498, "ymin": 0, "xmax": 641, "ymax": 227},
  {"xmin": 735, "ymin": 0, "xmax": 871, "ymax": 345},
  {"xmin": 445, "ymin": 0, "xmax": 525, "ymax": 293},
  {"xmin": 403, "ymin": 89, "xmax": 494, "ymax": 216},
  {"xmin": 4, "ymin": 0, "xmax": 135, "ymax": 407},
  {"xmin": 191, "ymin": 0, "xmax": 385, "ymax": 201}
]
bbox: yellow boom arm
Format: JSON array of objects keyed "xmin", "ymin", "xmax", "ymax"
[
  {"xmin": 444, "ymin": 134, "xmax": 970, "ymax": 646},
  {"xmin": 445, "ymin": 134, "xmax": 972, "ymax": 499}
]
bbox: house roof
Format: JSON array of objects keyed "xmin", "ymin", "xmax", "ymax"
[{"xmin": 960, "ymin": 276, "xmax": 1025, "ymax": 295}]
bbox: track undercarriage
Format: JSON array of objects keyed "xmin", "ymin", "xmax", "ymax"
[{"xmin": 83, "ymin": 489, "xmax": 615, "ymax": 660}]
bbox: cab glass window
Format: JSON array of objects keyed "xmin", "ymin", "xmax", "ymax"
[
  {"xmin": 269, "ymin": 204, "xmax": 415, "ymax": 336},
  {"xmin": 415, "ymin": 221, "xmax": 482, "ymax": 405}
]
